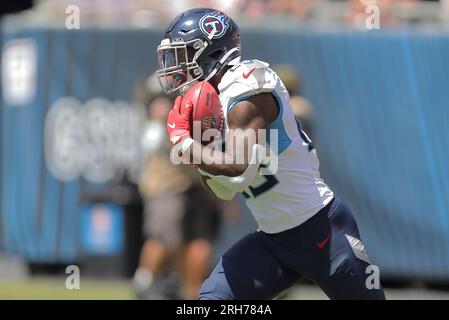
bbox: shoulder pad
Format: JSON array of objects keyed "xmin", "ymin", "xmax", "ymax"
[{"xmin": 218, "ymin": 59, "xmax": 277, "ymax": 111}]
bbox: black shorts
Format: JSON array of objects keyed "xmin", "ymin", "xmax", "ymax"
[
  {"xmin": 182, "ymin": 184, "xmax": 221, "ymax": 243},
  {"xmin": 143, "ymin": 184, "xmax": 221, "ymax": 248},
  {"xmin": 200, "ymin": 197, "xmax": 386, "ymax": 300}
]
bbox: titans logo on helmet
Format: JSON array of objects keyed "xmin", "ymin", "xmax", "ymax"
[{"xmin": 199, "ymin": 11, "xmax": 229, "ymax": 39}]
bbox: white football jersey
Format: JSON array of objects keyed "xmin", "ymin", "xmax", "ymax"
[{"xmin": 214, "ymin": 59, "xmax": 334, "ymax": 233}]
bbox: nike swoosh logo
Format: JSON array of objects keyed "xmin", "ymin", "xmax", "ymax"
[
  {"xmin": 316, "ymin": 234, "xmax": 331, "ymax": 249},
  {"xmin": 242, "ymin": 67, "xmax": 256, "ymax": 79},
  {"xmin": 167, "ymin": 122, "xmax": 176, "ymax": 129}
]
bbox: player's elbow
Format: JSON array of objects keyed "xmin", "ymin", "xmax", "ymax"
[
  {"xmin": 200, "ymin": 174, "xmax": 237, "ymax": 200},
  {"xmin": 216, "ymin": 192, "xmax": 236, "ymax": 201}
]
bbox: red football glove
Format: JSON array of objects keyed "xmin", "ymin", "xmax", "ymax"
[{"xmin": 166, "ymin": 96, "xmax": 193, "ymax": 145}]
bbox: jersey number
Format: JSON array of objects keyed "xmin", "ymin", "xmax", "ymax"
[{"xmin": 242, "ymin": 164, "xmax": 279, "ymax": 199}]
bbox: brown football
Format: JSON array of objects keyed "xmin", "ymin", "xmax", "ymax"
[{"xmin": 180, "ymin": 81, "xmax": 224, "ymax": 145}]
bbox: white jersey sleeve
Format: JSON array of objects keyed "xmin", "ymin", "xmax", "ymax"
[
  {"xmin": 212, "ymin": 59, "xmax": 334, "ymax": 234},
  {"xmin": 218, "ymin": 59, "xmax": 277, "ymax": 126}
]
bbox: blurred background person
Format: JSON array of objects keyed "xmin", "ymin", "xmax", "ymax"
[{"xmin": 133, "ymin": 75, "xmax": 222, "ymax": 300}]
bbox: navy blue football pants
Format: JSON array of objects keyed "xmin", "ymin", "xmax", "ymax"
[{"xmin": 199, "ymin": 197, "xmax": 386, "ymax": 300}]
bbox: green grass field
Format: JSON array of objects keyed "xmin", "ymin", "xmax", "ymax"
[
  {"xmin": 0, "ymin": 278, "xmax": 135, "ymax": 300},
  {"xmin": 1, "ymin": 277, "xmax": 449, "ymax": 300}
]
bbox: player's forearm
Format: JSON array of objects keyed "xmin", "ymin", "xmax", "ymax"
[{"xmin": 188, "ymin": 140, "xmax": 248, "ymax": 177}]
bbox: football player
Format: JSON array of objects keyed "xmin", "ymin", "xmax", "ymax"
[{"xmin": 156, "ymin": 8, "xmax": 385, "ymax": 300}]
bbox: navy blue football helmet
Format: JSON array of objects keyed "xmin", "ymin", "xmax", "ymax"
[{"xmin": 156, "ymin": 8, "xmax": 240, "ymax": 94}]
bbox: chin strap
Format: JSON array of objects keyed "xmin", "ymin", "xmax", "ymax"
[{"xmin": 204, "ymin": 47, "xmax": 240, "ymax": 82}]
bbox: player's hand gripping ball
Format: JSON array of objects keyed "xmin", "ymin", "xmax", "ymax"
[
  {"xmin": 179, "ymin": 81, "xmax": 224, "ymax": 145},
  {"xmin": 166, "ymin": 96, "xmax": 193, "ymax": 145}
]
